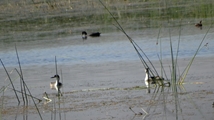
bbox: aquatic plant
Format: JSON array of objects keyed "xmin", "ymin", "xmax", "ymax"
[
  {"xmin": 15, "ymin": 68, "xmax": 43, "ymax": 119},
  {"xmin": 0, "ymin": 59, "xmax": 20, "ymax": 103},
  {"xmin": 0, "ymin": 46, "xmax": 43, "ymax": 119},
  {"xmin": 99, "ymin": 0, "xmax": 170, "ymax": 93},
  {"xmin": 99, "ymin": 0, "xmax": 213, "ymax": 119},
  {"xmin": 0, "ymin": 0, "xmax": 213, "ymax": 119},
  {"xmin": 178, "ymin": 24, "xmax": 213, "ymax": 84},
  {"xmin": 15, "ymin": 45, "xmax": 28, "ymax": 105}
]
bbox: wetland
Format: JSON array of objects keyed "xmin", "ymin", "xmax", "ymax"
[{"xmin": 0, "ymin": 0, "xmax": 214, "ymax": 120}]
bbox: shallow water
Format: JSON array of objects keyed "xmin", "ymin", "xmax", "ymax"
[
  {"xmin": 0, "ymin": 26, "xmax": 214, "ymax": 67},
  {"xmin": 0, "ymin": 0, "xmax": 214, "ymax": 67},
  {"xmin": 1, "ymin": 0, "xmax": 214, "ymax": 120}
]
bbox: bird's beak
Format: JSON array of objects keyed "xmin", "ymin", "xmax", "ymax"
[{"xmin": 51, "ymin": 76, "xmax": 55, "ymax": 78}]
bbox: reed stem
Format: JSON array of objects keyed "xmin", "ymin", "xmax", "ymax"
[
  {"xmin": 15, "ymin": 68, "xmax": 43, "ymax": 120},
  {"xmin": 55, "ymin": 56, "xmax": 58, "ymax": 75},
  {"xmin": 99, "ymin": 0, "xmax": 159, "ymax": 77},
  {"xmin": 0, "ymin": 59, "xmax": 20, "ymax": 103},
  {"xmin": 168, "ymin": 28, "xmax": 176, "ymax": 91},
  {"xmin": 15, "ymin": 45, "xmax": 28, "ymax": 104},
  {"xmin": 9, "ymin": 88, "xmax": 42, "ymax": 102},
  {"xmin": 179, "ymin": 23, "xmax": 213, "ymax": 84}
]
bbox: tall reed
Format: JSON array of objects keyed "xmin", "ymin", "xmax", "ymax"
[
  {"xmin": 9, "ymin": 88, "xmax": 42, "ymax": 102},
  {"xmin": 14, "ymin": 68, "xmax": 43, "ymax": 120},
  {"xmin": 179, "ymin": 23, "xmax": 213, "ymax": 84},
  {"xmin": 99, "ymin": 0, "xmax": 159, "ymax": 77},
  {"xmin": 15, "ymin": 45, "xmax": 28, "ymax": 105},
  {"xmin": 14, "ymin": 45, "xmax": 43, "ymax": 119},
  {"xmin": 0, "ymin": 59, "xmax": 20, "ymax": 103},
  {"xmin": 55, "ymin": 56, "xmax": 58, "ymax": 75},
  {"xmin": 0, "ymin": 86, "xmax": 6, "ymax": 120}
]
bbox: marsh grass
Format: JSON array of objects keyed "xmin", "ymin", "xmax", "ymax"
[
  {"xmin": 14, "ymin": 45, "xmax": 43, "ymax": 119},
  {"xmin": 99, "ymin": 0, "xmax": 168, "ymax": 93},
  {"xmin": 178, "ymin": 23, "xmax": 213, "ymax": 84},
  {"xmin": 100, "ymin": 3, "xmax": 152, "ymax": 72},
  {"xmin": 154, "ymin": 1, "xmax": 212, "ymax": 120},
  {"xmin": 15, "ymin": 62, "xmax": 42, "ymax": 120},
  {"xmin": 0, "ymin": 0, "xmax": 213, "ymax": 119},
  {"xmin": 0, "ymin": 86, "xmax": 5, "ymax": 120},
  {"xmin": 15, "ymin": 45, "xmax": 28, "ymax": 105},
  {"xmin": 0, "ymin": 59, "xmax": 20, "ymax": 103},
  {"xmin": 59, "ymin": 69, "xmax": 66, "ymax": 119},
  {"xmin": 0, "ymin": 46, "xmax": 43, "ymax": 119},
  {"xmin": 99, "ymin": 0, "xmax": 213, "ymax": 119},
  {"xmin": 55, "ymin": 56, "xmax": 58, "ymax": 75}
]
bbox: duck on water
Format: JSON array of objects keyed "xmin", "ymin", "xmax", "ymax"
[
  {"xmin": 82, "ymin": 31, "xmax": 101, "ymax": 39},
  {"xmin": 50, "ymin": 74, "xmax": 62, "ymax": 89}
]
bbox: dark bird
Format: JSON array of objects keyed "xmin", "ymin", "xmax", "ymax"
[
  {"xmin": 89, "ymin": 32, "xmax": 101, "ymax": 37},
  {"xmin": 82, "ymin": 31, "xmax": 87, "ymax": 39},
  {"xmin": 195, "ymin": 20, "xmax": 202, "ymax": 27}
]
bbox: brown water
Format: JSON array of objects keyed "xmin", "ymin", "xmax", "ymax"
[{"xmin": 0, "ymin": 0, "xmax": 214, "ymax": 120}]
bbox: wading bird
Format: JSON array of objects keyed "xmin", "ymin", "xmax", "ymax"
[
  {"xmin": 144, "ymin": 68, "xmax": 170, "ymax": 93},
  {"xmin": 144, "ymin": 68, "xmax": 155, "ymax": 93},
  {"xmin": 50, "ymin": 74, "xmax": 62, "ymax": 89}
]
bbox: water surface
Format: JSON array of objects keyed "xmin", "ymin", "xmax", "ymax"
[{"xmin": 1, "ymin": 0, "xmax": 214, "ymax": 120}]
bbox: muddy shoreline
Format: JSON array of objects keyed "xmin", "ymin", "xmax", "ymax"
[{"xmin": 1, "ymin": 56, "xmax": 214, "ymax": 120}]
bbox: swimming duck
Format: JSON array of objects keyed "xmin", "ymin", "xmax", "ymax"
[
  {"xmin": 82, "ymin": 31, "xmax": 101, "ymax": 38},
  {"xmin": 89, "ymin": 32, "xmax": 101, "ymax": 37},
  {"xmin": 50, "ymin": 74, "xmax": 62, "ymax": 88},
  {"xmin": 195, "ymin": 20, "xmax": 202, "ymax": 27},
  {"xmin": 82, "ymin": 31, "xmax": 87, "ymax": 39}
]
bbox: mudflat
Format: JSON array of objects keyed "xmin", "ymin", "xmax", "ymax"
[{"xmin": 1, "ymin": 56, "xmax": 214, "ymax": 120}]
